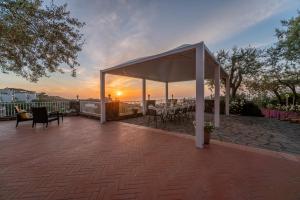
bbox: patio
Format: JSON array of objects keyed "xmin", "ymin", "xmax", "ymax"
[{"xmin": 0, "ymin": 116, "xmax": 299, "ymax": 200}]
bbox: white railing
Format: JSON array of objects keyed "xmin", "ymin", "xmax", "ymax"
[
  {"xmin": 79, "ymin": 100, "xmax": 143, "ymax": 117},
  {"xmin": 0, "ymin": 101, "xmax": 70, "ymax": 118},
  {"xmin": 79, "ymin": 101, "xmax": 101, "ymax": 117},
  {"xmin": 119, "ymin": 101, "xmax": 142, "ymax": 115}
]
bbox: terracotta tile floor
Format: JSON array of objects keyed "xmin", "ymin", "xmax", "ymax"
[{"xmin": 0, "ymin": 117, "xmax": 299, "ymax": 200}]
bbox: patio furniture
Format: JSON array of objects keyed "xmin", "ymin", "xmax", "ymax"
[
  {"xmin": 147, "ymin": 108, "xmax": 163, "ymax": 127},
  {"xmin": 15, "ymin": 106, "xmax": 33, "ymax": 127},
  {"xmin": 31, "ymin": 107, "xmax": 59, "ymax": 128},
  {"xmin": 145, "ymin": 100, "xmax": 156, "ymax": 113},
  {"xmin": 49, "ymin": 111, "xmax": 64, "ymax": 122}
]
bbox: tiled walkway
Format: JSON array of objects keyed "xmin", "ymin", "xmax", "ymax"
[{"xmin": 0, "ymin": 117, "xmax": 299, "ymax": 200}]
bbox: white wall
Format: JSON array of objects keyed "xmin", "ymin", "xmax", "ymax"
[{"xmin": 0, "ymin": 89, "xmax": 37, "ymax": 102}]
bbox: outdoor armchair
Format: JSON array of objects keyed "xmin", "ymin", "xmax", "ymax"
[
  {"xmin": 31, "ymin": 107, "xmax": 59, "ymax": 128},
  {"xmin": 15, "ymin": 106, "xmax": 33, "ymax": 127}
]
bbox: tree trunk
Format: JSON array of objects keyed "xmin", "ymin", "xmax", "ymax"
[
  {"xmin": 231, "ymin": 87, "xmax": 237, "ymax": 99},
  {"xmin": 231, "ymin": 72, "xmax": 243, "ymax": 99},
  {"xmin": 272, "ymin": 90, "xmax": 283, "ymax": 104},
  {"xmin": 277, "ymin": 79, "xmax": 299, "ymax": 105},
  {"xmin": 290, "ymin": 87, "xmax": 299, "ymax": 105}
]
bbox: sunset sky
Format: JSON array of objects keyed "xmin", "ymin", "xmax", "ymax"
[{"xmin": 1, "ymin": 0, "xmax": 299, "ymax": 101}]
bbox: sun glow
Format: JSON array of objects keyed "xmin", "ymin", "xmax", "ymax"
[{"xmin": 116, "ymin": 90, "xmax": 123, "ymax": 97}]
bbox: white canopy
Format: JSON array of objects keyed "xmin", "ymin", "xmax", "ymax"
[
  {"xmin": 100, "ymin": 42, "xmax": 230, "ymax": 149},
  {"xmin": 102, "ymin": 42, "xmax": 228, "ymax": 82}
]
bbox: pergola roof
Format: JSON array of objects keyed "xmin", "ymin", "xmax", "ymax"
[{"xmin": 102, "ymin": 42, "xmax": 228, "ymax": 82}]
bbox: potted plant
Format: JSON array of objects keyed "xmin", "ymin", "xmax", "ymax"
[
  {"xmin": 132, "ymin": 108, "xmax": 138, "ymax": 115},
  {"xmin": 204, "ymin": 122, "xmax": 214, "ymax": 144},
  {"xmin": 192, "ymin": 121, "xmax": 214, "ymax": 144}
]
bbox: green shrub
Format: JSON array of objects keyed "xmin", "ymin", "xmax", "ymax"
[
  {"xmin": 230, "ymin": 98, "xmax": 263, "ymax": 116},
  {"xmin": 229, "ymin": 98, "xmax": 245, "ymax": 114},
  {"xmin": 241, "ymin": 102, "xmax": 263, "ymax": 116}
]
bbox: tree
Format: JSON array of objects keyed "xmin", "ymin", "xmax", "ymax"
[
  {"xmin": 274, "ymin": 12, "xmax": 300, "ymax": 104},
  {"xmin": 0, "ymin": 0, "xmax": 85, "ymax": 82},
  {"xmin": 215, "ymin": 46, "xmax": 263, "ymax": 99},
  {"xmin": 246, "ymin": 74, "xmax": 285, "ymax": 104},
  {"xmin": 273, "ymin": 65, "xmax": 300, "ymax": 104},
  {"xmin": 276, "ymin": 10, "xmax": 300, "ymax": 63},
  {"xmin": 247, "ymin": 47, "xmax": 285, "ymax": 104}
]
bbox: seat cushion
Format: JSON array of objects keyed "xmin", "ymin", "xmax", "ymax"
[
  {"xmin": 19, "ymin": 112, "xmax": 32, "ymax": 120},
  {"xmin": 48, "ymin": 117, "xmax": 58, "ymax": 122}
]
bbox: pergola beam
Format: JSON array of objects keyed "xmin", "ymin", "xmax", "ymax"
[
  {"xmin": 195, "ymin": 43, "xmax": 205, "ymax": 148},
  {"xmin": 214, "ymin": 65, "xmax": 220, "ymax": 127},
  {"xmin": 225, "ymin": 77, "xmax": 230, "ymax": 115},
  {"xmin": 100, "ymin": 70, "xmax": 106, "ymax": 124},
  {"xmin": 142, "ymin": 79, "xmax": 146, "ymax": 115},
  {"xmin": 165, "ymin": 82, "xmax": 168, "ymax": 105}
]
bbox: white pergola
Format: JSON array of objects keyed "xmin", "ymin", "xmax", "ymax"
[{"xmin": 100, "ymin": 42, "xmax": 230, "ymax": 148}]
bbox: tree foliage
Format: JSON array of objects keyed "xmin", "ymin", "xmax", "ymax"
[
  {"xmin": 268, "ymin": 12, "xmax": 300, "ymax": 103},
  {"xmin": 247, "ymin": 44, "xmax": 299, "ymax": 105},
  {"xmin": 275, "ymin": 10, "xmax": 300, "ymax": 63},
  {"xmin": 0, "ymin": 0, "xmax": 85, "ymax": 82},
  {"xmin": 215, "ymin": 46, "xmax": 262, "ymax": 98},
  {"xmin": 224, "ymin": 12, "xmax": 300, "ymax": 105}
]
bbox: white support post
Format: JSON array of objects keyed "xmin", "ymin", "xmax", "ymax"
[
  {"xmin": 225, "ymin": 77, "xmax": 230, "ymax": 116},
  {"xmin": 142, "ymin": 78, "xmax": 146, "ymax": 115},
  {"xmin": 165, "ymin": 82, "xmax": 168, "ymax": 107},
  {"xmin": 214, "ymin": 65, "xmax": 220, "ymax": 128},
  {"xmin": 195, "ymin": 43, "xmax": 205, "ymax": 148},
  {"xmin": 100, "ymin": 70, "xmax": 106, "ymax": 123}
]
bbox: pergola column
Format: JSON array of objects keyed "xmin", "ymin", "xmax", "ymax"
[
  {"xmin": 100, "ymin": 70, "xmax": 106, "ymax": 124},
  {"xmin": 142, "ymin": 78, "xmax": 146, "ymax": 115},
  {"xmin": 225, "ymin": 77, "xmax": 230, "ymax": 116},
  {"xmin": 195, "ymin": 44, "xmax": 205, "ymax": 148},
  {"xmin": 214, "ymin": 65, "xmax": 220, "ymax": 128},
  {"xmin": 165, "ymin": 82, "xmax": 168, "ymax": 107}
]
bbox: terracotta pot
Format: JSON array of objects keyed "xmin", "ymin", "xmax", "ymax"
[
  {"xmin": 132, "ymin": 108, "xmax": 138, "ymax": 115},
  {"xmin": 204, "ymin": 130, "xmax": 210, "ymax": 144}
]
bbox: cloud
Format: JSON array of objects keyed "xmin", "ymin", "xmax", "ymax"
[
  {"xmin": 169, "ymin": 0, "xmax": 288, "ymax": 47},
  {"xmin": 72, "ymin": 0, "xmax": 158, "ymax": 70},
  {"xmin": 73, "ymin": 0, "xmax": 289, "ymax": 70}
]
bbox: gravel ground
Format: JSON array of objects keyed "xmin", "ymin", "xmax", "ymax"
[{"xmin": 121, "ymin": 113, "xmax": 300, "ymax": 154}]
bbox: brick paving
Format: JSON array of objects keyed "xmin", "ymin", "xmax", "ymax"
[
  {"xmin": 122, "ymin": 114, "xmax": 300, "ymax": 154},
  {"xmin": 0, "ymin": 117, "xmax": 300, "ymax": 200}
]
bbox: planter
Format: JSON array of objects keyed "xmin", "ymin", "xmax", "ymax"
[
  {"xmin": 261, "ymin": 108, "xmax": 300, "ymax": 120},
  {"xmin": 204, "ymin": 130, "xmax": 210, "ymax": 144},
  {"xmin": 193, "ymin": 120, "xmax": 213, "ymax": 145},
  {"xmin": 132, "ymin": 108, "xmax": 138, "ymax": 115}
]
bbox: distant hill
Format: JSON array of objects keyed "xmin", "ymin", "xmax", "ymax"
[
  {"xmin": 35, "ymin": 92, "xmax": 69, "ymax": 102},
  {"xmin": 0, "ymin": 87, "xmax": 35, "ymax": 94}
]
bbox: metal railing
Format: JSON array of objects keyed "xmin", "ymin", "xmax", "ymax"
[
  {"xmin": 79, "ymin": 100, "xmax": 143, "ymax": 117},
  {"xmin": 0, "ymin": 101, "xmax": 70, "ymax": 118},
  {"xmin": 0, "ymin": 98, "xmax": 195, "ymax": 119},
  {"xmin": 119, "ymin": 101, "xmax": 142, "ymax": 115},
  {"xmin": 78, "ymin": 99, "xmax": 194, "ymax": 117},
  {"xmin": 79, "ymin": 101, "xmax": 101, "ymax": 117}
]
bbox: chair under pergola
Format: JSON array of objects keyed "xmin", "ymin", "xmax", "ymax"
[{"xmin": 100, "ymin": 42, "xmax": 230, "ymax": 148}]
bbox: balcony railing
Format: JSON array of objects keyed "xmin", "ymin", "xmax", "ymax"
[
  {"xmin": 79, "ymin": 101, "xmax": 101, "ymax": 117},
  {"xmin": 79, "ymin": 100, "xmax": 143, "ymax": 117},
  {"xmin": 119, "ymin": 101, "xmax": 142, "ymax": 116},
  {"xmin": 0, "ymin": 98, "xmax": 194, "ymax": 119},
  {"xmin": 0, "ymin": 101, "xmax": 70, "ymax": 118}
]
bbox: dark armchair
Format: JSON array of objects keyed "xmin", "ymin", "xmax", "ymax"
[
  {"xmin": 15, "ymin": 106, "xmax": 33, "ymax": 127},
  {"xmin": 31, "ymin": 107, "xmax": 59, "ymax": 128}
]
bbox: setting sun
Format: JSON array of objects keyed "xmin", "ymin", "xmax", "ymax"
[{"xmin": 116, "ymin": 90, "xmax": 123, "ymax": 97}]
